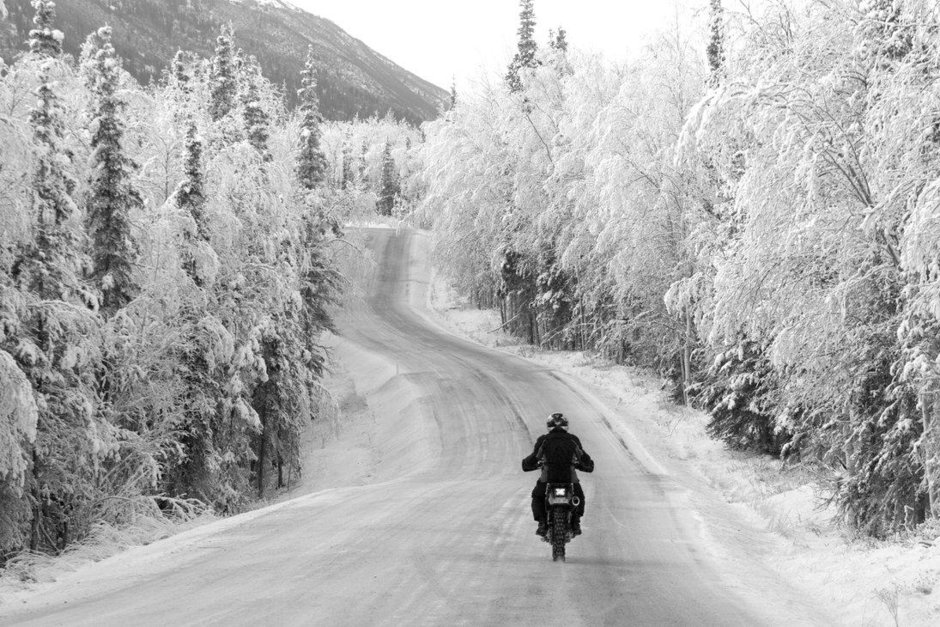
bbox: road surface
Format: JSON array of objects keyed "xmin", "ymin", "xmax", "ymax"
[{"xmin": 0, "ymin": 228, "xmax": 818, "ymax": 626}]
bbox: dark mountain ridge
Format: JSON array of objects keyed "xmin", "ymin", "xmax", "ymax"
[{"xmin": 0, "ymin": 0, "xmax": 447, "ymax": 124}]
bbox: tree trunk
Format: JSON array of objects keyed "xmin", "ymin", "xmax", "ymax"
[
  {"xmin": 681, "ymin": 307, "xmax": 692, "ymax": 406},
  {"xmin": 29, "ymin": 450, "xmax": 40, "ymax": 551},
  {"xmin": 257, "ymin": 419, "xmax": 267, "ymax": 498}
]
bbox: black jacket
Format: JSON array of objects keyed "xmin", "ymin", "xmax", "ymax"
[{"xmin": 522, "ymin": 427, "xmax": 595, "ymax": 482}]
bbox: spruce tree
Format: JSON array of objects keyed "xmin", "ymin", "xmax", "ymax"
[
  {"xmin": 358, "ymin": 139, "xmax": 368, "ymax": 183},
  {"xmin": 706, "ymin": 0, "xmax": 725, "ymax": 85},
  {"xmin": 296, "ymin": 47, "xmax": 327, "ymax": 189},
  {"xmin": 176, "ymin": 121, "xmax": 208, "ymax": 285},
  {"xmin": 12, "ymin": 63, "xmax": 96, "ymax": 552},
  {"xmin": 209, "ymin": 24, "xmax": 237, "ymax": 121},
  {"xmin": 449, "ymin": 78, "xmax": 457, "ymax": 110},
  {"xmin": 548, "ymin": 27, "xmax": 571, "ymax": 75},
  {"xmin": 549, "ymin": 27, "xmax": 568, "ymax": 53},
  {"xmin": 377, "ymin": 139, "xmax": 399, "ymax": 216},
  {"xmin": 85, "ymin": 27, "xmax": 141, "ymax": 317},
  {"xmin": 340, "ymin": 136, "xmax": 353, "ymax": 189},
  {"xmin": 28, "ymin": 0, "xmax": 61, "ymax": 58},
  {"xmin": 506, "ymin": 0, "xmax": 538, "ymax": 93},
  {"xmin": 241, "ymin": 57, "xmax": 271, "ymax": 161},
  {"xmin": 29, "ymin": 75, "xmax": 75, "ymax": 236},
  {"xmin": 178, "ymin": 122, "xmax": 208, "ymax": 240},
  {"xmin": 172, "ymin": 49, "xmax": 190, "ymax": 92}
]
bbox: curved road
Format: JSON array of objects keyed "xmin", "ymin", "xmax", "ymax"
[{"xmin": 0, "ymin": 229, "xmax": 816, "ymax": 625}]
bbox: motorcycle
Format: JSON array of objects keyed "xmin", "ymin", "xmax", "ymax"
[{"xmin": 542, "ymin": 482, "xmax": 579, "ymax": 562}]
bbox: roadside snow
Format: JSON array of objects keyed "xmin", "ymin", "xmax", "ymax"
[{"xmin": 426, "ymin": 266, "xmax": 940, "ymax": 627}]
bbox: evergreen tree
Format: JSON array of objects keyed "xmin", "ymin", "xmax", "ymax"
[
  {"xmin": 209, "ymin": 23, "xmax": 237, "ymax": 121},
  {"xmin": 860, "ymin": 0, "xmax": 913, "ymax": 61},
  {"xmin": 28, "ymin": 0, "xmax": 61, "ymax": 58},
  {"xmin": 358, "ymin": 139, "xmax": 368, "ymax": 183},
  {"xmin": 377, "ymin": 139, "xmax": 399, "ymax": 216},
  {"xmin": 84, "ymin": 27, "xmax": 141, "ymax": 317},
  {"xmin": 340, "ymin": 135, "xmax": 353, "ymax": 189},
  {"xmin": 548, "ymin": 27, "xmax": 571, "ymax": 75},
  {"xmin": 506, "ymin": 0, "xmax": 538, "ymax": 93},
  {"xmin": 706, "ymin": 0, "xmax": 725, "ymax": 85},
  {"xmin": 17, "ymin": 64, "xmax": 88, "ymax": 304},
  {"xmin": 449, "ymin": 78, "xmax": 457, "ymax": 110},
  {"xmin": 177, "ymin": 123, "xmax": 208, "ymax": 240},
  {"xmin": 696, "ymin": 339, "xmax": 792, "ymax": 455},
  {"xmin": 11, "ymin": 63, "xmax": 98, "ymax": 552},
  {"xmin": 296, "ymin": 47, "xmax": 327, "ymax": 190},
  {"xmin": 171, "ymin": 49, "xmax": 190, "ymax": 92},
  {"xmin": 175, "ymin": 121, "xmax": 209, "ymax": 287},
  {"xmin": 28, "ymin": 74, "xmax": 76, "ymax": 240},
  {"xmin": 549, "ymin": 27, "xmax": 568, "ymax": 53},
  {"xmin": 241, "ymin": 57, "xmax": 271, "ymax": 161}
]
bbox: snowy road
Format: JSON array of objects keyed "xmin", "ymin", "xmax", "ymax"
[{"xmin": 0, "ymin": 228, "xmax": 818, "ymax": 626}]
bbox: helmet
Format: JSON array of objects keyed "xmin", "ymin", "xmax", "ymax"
[{"xmin": 546, "ymin": 412, "xmax": 568, "ymax": 430}]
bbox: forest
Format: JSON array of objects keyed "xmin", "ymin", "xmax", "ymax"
[
  {"xmin": 0, "ymin": 0, "xmax": 416, "ymax": 560},
  {"xmin": 418, "ymin": 0, "xmax": 940, "ymax": 537}
]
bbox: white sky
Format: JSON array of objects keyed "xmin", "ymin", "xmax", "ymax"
[{"xmin": 292, "ymin": 1, "xmax": 697, "ymax": 90}]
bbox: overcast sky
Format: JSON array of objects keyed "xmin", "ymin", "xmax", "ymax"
[{"xmin": 293, "ymin": 1, "xmax": 697, "ymax": 90}]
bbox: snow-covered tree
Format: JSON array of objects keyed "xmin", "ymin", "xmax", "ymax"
[
  {"xmin": 296, "ymin": 47, "xmax": 327, "ymax": 191},
  {"xmin": 340, "ymin": 133, "xmax": 353, "ymax": 190},
  {"xmin": 172, "ymin": 50, "xmax": 190, "ymax": 92},
  {"xmin": 209, "ymin": 24, "xmax": 237, "ymax": 122},
  {"xmin": 84, "ymin": 26, "xmax": 141, "ymax": 317},
  {"xmin": 506, "ymin": 0, "xmax": 538, "ymax": 93},
  {"xmin": 549, "ymin": 27, "xmax": 568, "ymax": 53},
  {"xmin": 28, "ymin": 0, "xmax": 62, "ymax": 58},
  {"xmin": 377, "ymin": 138, "xmax": 399, "ymax": 216},
  {"xmin": 10, "ymin": 60, "xmax": 100, "ymax": 551},
  {"xmin": 706, "ymin": 0, "xmax": 724, "ymax": 85},
  {"xmin": 241, "ymin": 57, "xmax": 271, "ymax": 161}
]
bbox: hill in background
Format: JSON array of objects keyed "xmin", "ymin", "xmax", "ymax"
[{"xmin": 0, "ymin": 0, "xmax": 448, "ymax": 124}]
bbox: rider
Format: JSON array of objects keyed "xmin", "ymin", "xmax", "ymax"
[{"xmin": 521, "ymin": 412, "xmax": 594, "ymax": 536}]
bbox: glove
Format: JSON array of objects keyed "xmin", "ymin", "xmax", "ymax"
[{"xmin": 575, "ymin": 458, "xmax": 594, "ymax": 473}]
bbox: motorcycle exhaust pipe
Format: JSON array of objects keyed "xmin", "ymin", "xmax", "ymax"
[{"xmin": 572, "ymin": 496, "xmax": 581, "ymax": 507}]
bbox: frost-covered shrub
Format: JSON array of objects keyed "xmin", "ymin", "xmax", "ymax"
[{"xmin": 697, "ymin": 340, "xmax": 791, "ymax": 456}]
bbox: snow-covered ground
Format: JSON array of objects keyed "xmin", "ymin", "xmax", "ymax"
[{"xmin": 425, "ymin": 268, "xmax": 940, "ymax": 627}]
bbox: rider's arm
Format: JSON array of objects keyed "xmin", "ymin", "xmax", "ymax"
[
  {"xmin": 575, "ymin": 449, "xmax": 595, "ymax": 473},
  {"xmin": 521, "ymin": 434, "xmax": 546, "ymax": 472},
  {"xmin": 571, "ymin": 435, "xmax": 595, "ymax": 473}
]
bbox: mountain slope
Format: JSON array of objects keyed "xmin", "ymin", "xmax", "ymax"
[{"xmin": 0, "ymin": 0, "xmax": 447, "ymax": 124}]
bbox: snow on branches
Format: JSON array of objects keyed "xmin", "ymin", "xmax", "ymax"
[{"xmin": 0, "ymin": 18, "xmax": 347, "ymax": 558}]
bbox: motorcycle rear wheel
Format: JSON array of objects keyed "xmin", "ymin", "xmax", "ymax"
[{"xmin": 551, "ymin": 508, "xmax": 567, "ymax": 562}]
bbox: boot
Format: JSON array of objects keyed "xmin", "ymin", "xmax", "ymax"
[
  {"xmin": 536, "ymin": 520, "xmax": 547, "ymax": 536},
  {"xmin": 571, "ymin": 517, "xmax": 582, "ymax": 536}
]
